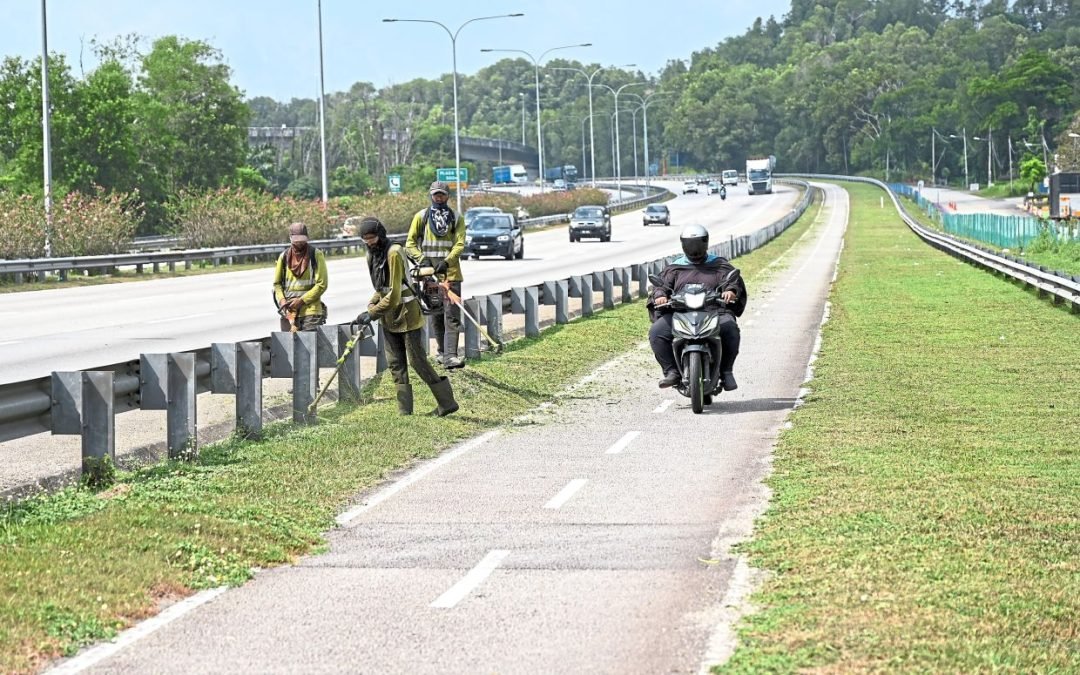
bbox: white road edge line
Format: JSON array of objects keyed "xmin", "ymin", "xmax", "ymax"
[
  {"xmin": 336, "ymin": 430, "xmax": 500, "ymax": 525},
  {"xmin": 652, "ymin": 400, "xmax": 674, "ymax": 414},
  {"xmin": 605, "ymin": 430, "xmax": 641, "ymax": 455},
  {"xmin": 45, "ymin": 587, "xmax": 228, "ymax": 675},
  {"xmin": 543, "ymin": 478, "xmax": 588, "ymax": 509},
  {"xmin": 144, "ymin": 312, "xmax": 213, "ymax": 325},
  {"xmin": 0, "ymin": 340, "xmax": 20, "ymax": 347},
  {"xmin": 430, "ymin": 550, "xmax": 510, "ymax": 609}
]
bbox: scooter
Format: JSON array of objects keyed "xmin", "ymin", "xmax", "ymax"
[
  {"xmin": 649, "ymin": 272, "xmax": 736, "ymax": 413},
  {"xmin": 719, "ymin": 185, "xmax": 727, "ymax": 200}
]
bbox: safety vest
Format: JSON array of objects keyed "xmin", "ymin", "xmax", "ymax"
[{"xmin": 417, "ymin": 208, "xmax": 457, "ymax": 259}]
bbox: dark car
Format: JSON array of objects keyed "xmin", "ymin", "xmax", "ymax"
[
  {"xmin": 696, "ymin": 175, "xmax": 711, "ymax": 184},
  {"xmin": 569, "ymin": 205, "xmax": 612, "ymax": 242},
  {"xmin": 643, "ymin": 204, "xmax": 671, "ymax": 226},
  {"xmin": 465, "ymin": 213, "xmax": 524, "ymax": 260},
  {"xmin": 464, "ymin": 206, "xmax": 502, "ymax": 228}
]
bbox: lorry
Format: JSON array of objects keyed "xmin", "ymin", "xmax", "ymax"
[
  {"xmin": 543, "ymin": 164, "xmax": 579, "ymax": 183},
  {"xmin": 493, "ymin": 164, "xmax": 529, "ymax": 185},
  {"xmin": 745, "ymin": 155, "xmax": 776, "ymax": 195}
]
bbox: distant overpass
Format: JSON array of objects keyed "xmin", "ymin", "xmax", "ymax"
[{"xmin": 459, "ymin": 136, "xmax": 538, "ymax": 170}]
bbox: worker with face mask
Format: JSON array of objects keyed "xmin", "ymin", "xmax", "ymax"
[
  {"xmin": 272, "ymin": 222, "xmax": 328, "ymax": 331},
  {"xmin": 356, "ymin": 217, "xmax": 458, "ymax": 417},
  {"xmin": 405, "ymin": 181, "xmax": 467, "ymax": 369}
]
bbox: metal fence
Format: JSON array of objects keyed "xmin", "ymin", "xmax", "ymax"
[{"xmin": 0, "ymin": 181, "xmax": 811, "ymax": 486}]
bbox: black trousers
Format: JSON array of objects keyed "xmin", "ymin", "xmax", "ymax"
[
  {"xmin": 435, "ymin": 280, "xmax": 464, "ymax": 355},
  {"xmin": 384, "ymin": 328, "xmax": 442, "ymax": 387},
  {"xmin": 648, "ymin": 312, "xmax": 740, "ymax": 375}
]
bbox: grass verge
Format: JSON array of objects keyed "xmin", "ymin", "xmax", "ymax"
[
  {"xmin": 0, "ymin": 193, "xmax": 820, "ymax": 673},
  {"xmin": 721, "ymin": 182, "xmax": 1079, "ymax": 673}
]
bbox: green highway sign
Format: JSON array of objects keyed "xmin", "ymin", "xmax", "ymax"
[{"xmin": 436, "ymin": 167, "xmax": 468, "ymax": 186}]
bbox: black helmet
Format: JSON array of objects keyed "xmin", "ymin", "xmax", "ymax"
[{"xmin": 680, "ymin": 224, "xmax": 709, "ymax": 263}]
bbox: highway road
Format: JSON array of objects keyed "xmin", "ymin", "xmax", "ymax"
[
  {"xmin": 57, "ymin": 183, "xmax": 849, "ymax": 675},
  {"xmin": 2, "ymin": 181, "xmax": 799, "ymax": 384}
]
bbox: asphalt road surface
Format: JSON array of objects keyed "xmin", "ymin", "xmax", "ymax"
[{"xmin": 49, "ymin": 183, "xmax": 850, "ymax": 674}]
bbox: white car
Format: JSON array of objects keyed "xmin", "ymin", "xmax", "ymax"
[
  {"xmin": 682, "ymin": 180, "xmax": 698, "ymax": 194},
  {"xmin": 721, "ymin": 169, "xmax": 739, "ymax": 186}
]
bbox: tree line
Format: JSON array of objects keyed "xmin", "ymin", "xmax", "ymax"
[{"xmin": 1, "ymin": 0, "xmax": 1078, "ymax": 236}]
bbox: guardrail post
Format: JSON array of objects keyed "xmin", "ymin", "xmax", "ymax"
[
  {"xmin": 525, "ymin": 286, "xmax": 540, "ymax": 337},
  {"xmin": 510, "ymin": 287, "xmax": 525, "ymax": 314},
  {"xmin": 637, "ymin": 263, "xmax": 648, "ymax": 298},
  {"xmin": 316, "ymin": 325, "xmax": 339, "ymax": 368},
  {"xmin": 621, "ymin": 266, "xmax": 633, "ymax": 303},
  {"xmin": 485, "ymin": 295, "xmax": 503, "ymax": 345},
  {"xmin": 167, "ymin": 353, "xmax": 197, "ymax": 459},
  {"xmin": 581, "ymin": 275, "xmax": 594, "ymax": 317},
  {"xmin": 210, "ymin": 343, "xmax": 236, "ymax": 394},
  {"xmin": 464, "ymin": 297, "xmax": 482, "ymax": 359},
  {"xmin": 602, "ymin": 270, "xmax": 615, "ymax": 309},
  {"xmin": 139, "ymin": 354, "xmax": 168, "ymax": 410},
  {"xmin": 338, "ymin": 325, "xmax": 362, "ymax": 404},
  {"xmin": 50, "ymin": 372, "xmax": 82, "ymax": 435},
  {"xmin": 81, "ymin": 372, "xmax": 114, "ymax": 476},
  {"xmin": 236, "ymin": 342, "xmax": 263, "ymax": 439},
  {"xmin": 555, "ymin": 281, "xmax": 570, "ymax": 324},
  {"xmin": 270, "ymin": 331, "xmax": 294, "ymax": 377},
  {"xmin": 568, "ymin": 275, "xmax": 582, "ymax": 298},
  {"xmin": 293, "ymin": 331, "xmax": 318, "ymax": 424},
  {"xmin": 542, "ymin": 280, "xmax": 557, "ymax": 306}
]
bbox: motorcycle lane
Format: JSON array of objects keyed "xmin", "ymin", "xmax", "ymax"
[{"xmin": 53, "ymin": 184, "xmax": 850, "ymax": 675}]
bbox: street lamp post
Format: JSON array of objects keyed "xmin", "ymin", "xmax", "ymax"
[
  {"xmin": 550, "ymin": 64, "xmax": 635, "ymax": 188},
  {"xmin": 39, "ymin": 0, "xmax": 53, "ymax": 257},
  {"xmin": 316, "ymin": 0, "xmax": 329, "ymax": 204},
  {"xmin": 481, "ymin": 44, "xmax": 592, "ymax": 193},
  {"xmin": 627, "ymin": 92, "xmax": 666, "ymax": 188},
  {"xmin": 950, "ymin": 127, "xmax": 968, "ymax": 189},
  {"xmin": 1068, "ymin": 132, "xmax": 1079, "ymax": 168},
  {"xmin": 384, "ymin": 13, "xmax": 524, "ymax": 215},
  {"xmin": 973, "ymin": 128, "xmax": 993, "ymax": 187},
  {"xmin": 520, "ymin": 93, "xmax": 526, "ymax": 145},
  {"xmin": 593, "ymin": 82, "xmax": 644, "ymax": 199}
]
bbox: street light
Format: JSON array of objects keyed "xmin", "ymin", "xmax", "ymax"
[
  {"xmin": 481, "ymin": 43, "xmax": 592, "ymax": 192},
  {"xmin": 39, "ymin": 0, "xmax": 53, "ymax": 257},
  {"xmin": 384, "ymin": 12, "xmax": 524, "ymax": 215},
  {"xmin": 972, "ymin": 127, "xmax": 993, "ymax": 186},
  {"xmin": 626, "ymin": 92, "xmax": 667, "ymax": 187},
  {"xmin": 550, "ymin": 64, "xmax": 635, "ymax": 187},
  {"xmin": 520, "ymin": 93, "xmax": 526, "ymax": 145},
  {"xmin": 949, "ymin": 127, "xmax": 969, "ymax": 189},
  {"xmin": 592, "ymin": 81, "xmax": 645, "ymax": 199},
  {"xmin": 316, "ymin": 0, "xmax": 329, "ymax": 203}
]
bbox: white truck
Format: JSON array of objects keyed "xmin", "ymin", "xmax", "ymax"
[{"xmin": 745, "ymin": 155, "xmax": 776, "ymax": 195}]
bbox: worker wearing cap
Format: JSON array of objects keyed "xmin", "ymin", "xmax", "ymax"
[
  {"xmin": 272, "ymin": 222, "xmax": 328, "ymax": 331},
  {"xmin": 405, "ymin": 181, "xmax": 466, "ymax": 368}
]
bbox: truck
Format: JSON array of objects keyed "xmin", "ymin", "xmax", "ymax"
[
  {"xmin": 493, "ymin": 164, "xmax": 529, "ymax": 185},
  {"xmin": 745, "ymin": 155, "xmax": 776, "ymax": 195},
  {"xmin": 543, "ymin": 164, "xmax": 579, "ymax": 183}
]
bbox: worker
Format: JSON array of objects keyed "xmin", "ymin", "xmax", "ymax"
[{"xmin": 272, "ymin": 222, "xmax": 327, "ymax": 331}]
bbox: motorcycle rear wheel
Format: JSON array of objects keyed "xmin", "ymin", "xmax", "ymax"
[{"xmin": 688, "ymin": 352, "xmax": 704, "ymax": 414}]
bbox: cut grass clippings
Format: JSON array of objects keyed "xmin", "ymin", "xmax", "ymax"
[
  {"xmin": 720, "ymin": 182, "xmax": 1079, "ymax": 673},
  {"xmin": 0, "ymin": 190, "xmax": 821, "ymax": 674}
]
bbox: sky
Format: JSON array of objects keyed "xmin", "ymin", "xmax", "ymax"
[{"xmin": 0, "ymin": 0, "xmax": 792, "ymax": 101}]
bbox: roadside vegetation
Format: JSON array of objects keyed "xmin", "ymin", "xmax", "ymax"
[
  {"xmin": 0, "ymin": 192, "xmax": 818, "ymax": 673},
  {"xmin": 721, "ymin": 182, "xmax": 1079, "ymax": 673}
]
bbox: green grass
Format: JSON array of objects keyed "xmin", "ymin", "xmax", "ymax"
[
  {"xmin": 975, "ymin": 181, "xmax": 1031, "ymax": 199},
  {"xmin": 720, "ymin": 183, "xmax": 1079, "ymax": 674},
  {"xmin": 0, "ymin": 193, "xmax": 820, "ymax": 674}
]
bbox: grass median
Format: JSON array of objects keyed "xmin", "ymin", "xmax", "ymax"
[
  {"xmin": 0, "ymin": 192, "xmax": 819, "ymax": 673},
  {"xmin": 721, "ymin": 183, "xmax": 1079, "ymax": 673}
]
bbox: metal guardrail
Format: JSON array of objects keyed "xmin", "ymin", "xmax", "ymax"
[
  {"xmin": 781, "ymin": 174, "xmax": 1080, "ymax": 311},
  {"xmin": 1, "ymin": 185, "xmax": 663, "ymax": 281},
  {"xmin": 0, "ymin": 181, "xmax": 810, "ymax": 483}
]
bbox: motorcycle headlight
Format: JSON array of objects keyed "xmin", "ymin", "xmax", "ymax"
[
  {"xmin": 673, "ymin": 314, "xmax": 694, "ymax": 337},
  {"xmin": 497, "ymin": 235, "xmax": 510, "ymax": 242},
  {"xmin": 685, "ymin": 291, "xmax": 705, "ymax": 310}
]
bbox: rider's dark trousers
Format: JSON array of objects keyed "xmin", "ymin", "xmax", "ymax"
[{"xmin": 648, "ymin": 312, "xmax": 740, "ymax": 375}]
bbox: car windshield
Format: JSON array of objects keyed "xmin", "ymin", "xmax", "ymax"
[
  {"xmin": 749, "ymin": 169, "xmax": 770, "ymax": 180},
  {"xmin": 574, "ymin": 207, "xmax": 604, "ymax": 219},
  {"xmin": 469, "ymin": 215, "xmax": 512, "ymax": 231},
  {"xmin": 646, "ymin": 205, "xmax": 667, "ymax": 213}
]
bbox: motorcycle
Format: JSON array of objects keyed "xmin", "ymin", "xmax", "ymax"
[
  {"xmin": 719, "ymin": 185, "xmax": 727, "ymax": 200},
  {"xmin": 649, "ymin": 271, "xmax": 739, "ymax": 413}
]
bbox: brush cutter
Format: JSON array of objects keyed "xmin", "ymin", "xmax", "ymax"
[
  {"xmin": 308, "ymin": 320, "xmax": 374, "ymax": 414},
  {"xmin": 439, "ymin": 281, "xmax": 504, "ymax": 354}
]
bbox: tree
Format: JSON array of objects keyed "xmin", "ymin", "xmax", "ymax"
[{"xmin": 1020, "ymin": 156, "xmax": 1047, "ymax": 193}]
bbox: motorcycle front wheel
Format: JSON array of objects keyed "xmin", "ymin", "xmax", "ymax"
[{"xmin": 687, "ymin": 352, "xmax": 704, "ymax": 414}]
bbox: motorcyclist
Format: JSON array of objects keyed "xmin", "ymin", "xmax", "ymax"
[{"xmin": 648, "ymin": 224, "xmax": 745, "ymax": 390}]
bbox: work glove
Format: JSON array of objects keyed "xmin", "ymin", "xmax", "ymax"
[
  {"xmin": 355, "ymin": 311, "xmax": 372, "ymax": 326},
  {"xmin": 287, "ymin": 297, "xmax": 305, "ymax": 311},
  {"xmin": 434, "ymin": 260, "xmax": 449, "ymax": 276}
]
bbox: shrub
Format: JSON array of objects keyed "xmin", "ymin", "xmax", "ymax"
[
  {"xmin": 0, "ymin": 192, "xmax": 47, "ymax": 259},
  {"xmin": 0, "ymin": 189, "xmax": 140, "ymax": 259}
]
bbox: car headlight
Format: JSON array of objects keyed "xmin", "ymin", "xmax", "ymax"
[
  {"xmin": 497, "ymin": 235, "xmax": 510, "ymax": 242},
  {"xmin": 685, "ymin": 291, "xmax": 705, "ymax": 309},
  {"xmin": 465, "ymin": 235, "xmax": 473, "ymax": 244}
]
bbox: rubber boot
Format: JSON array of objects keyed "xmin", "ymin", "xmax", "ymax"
[
  {"xmin": 443, "ymin": 330, "xmax": 464, "ymax": 369},
  {"xmin": 429, "ymin": 376, "xmax": 459, "ymax": 417},
  {"xmin": 395, "ymin": 384, "xmax": 414, "ymax": 415}
]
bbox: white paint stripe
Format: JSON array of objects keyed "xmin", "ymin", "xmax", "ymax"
[
  {"xmin": 336, "ymin": 431, "xmax": 500, "ymax": 525},
  {"xmin": 430, "ymin": 550, "xmax": 510, "ymax": 609},
  {"xmin": 543, "ymin": 479, "xmax": 588, "ymax": 509},
  {"xmin": 144, "ymin": 312, "xmax": 213, "ymax": 325},
  {"xmin": 0, "ymin": 340, "xmax": 20, "ymax": 347},
  {"xmin": 652, "ymin": 400, "xmax": 674, "ymax": 414},
  {"xmin": 605, "ymin": 430, "xmax": 641, "ymax": 455},
  {"xmin": 46, "ymin": 586, "xmax": 228, "ymax": 674}
]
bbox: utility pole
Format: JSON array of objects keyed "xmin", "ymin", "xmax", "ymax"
[{"xmin": 40, "ymin": 0, "xmax": 53, "ymax": 257}]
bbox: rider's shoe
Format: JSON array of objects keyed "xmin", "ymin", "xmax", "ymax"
[
  {"xmin": 658, "ymin": 371, "xmax": 681, "ymax": 389},
  {"xmin": 720, "ymin": 371, "xmax": 738, "ymax": 391}
]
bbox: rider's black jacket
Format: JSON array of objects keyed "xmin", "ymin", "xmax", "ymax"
[{"xmin": 648, "ymin": 254, "xmax": 747, "ymax": 320}]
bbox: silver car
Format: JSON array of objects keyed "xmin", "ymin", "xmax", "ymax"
[{"xmin": 569, "ymin": 205, "xmax": 611, "ymax": 242}]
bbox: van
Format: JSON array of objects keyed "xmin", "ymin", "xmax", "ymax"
[{"xmin": 721, "ymin": 169, "xmax": 739, "ymax": 186}]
